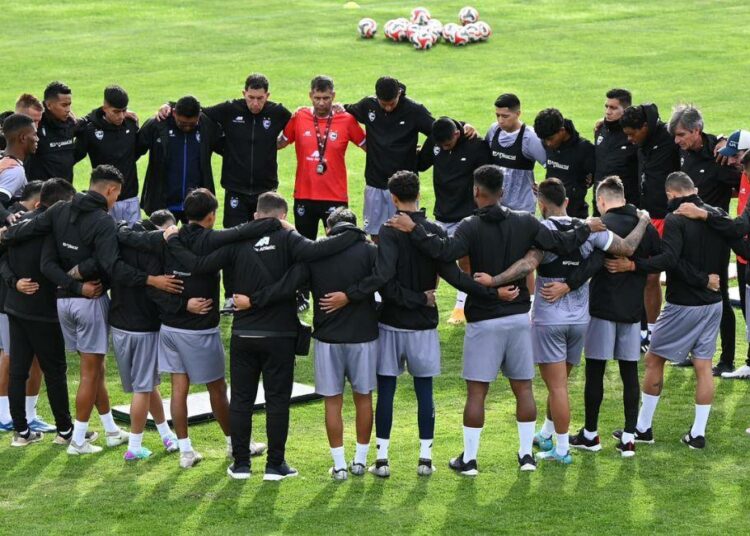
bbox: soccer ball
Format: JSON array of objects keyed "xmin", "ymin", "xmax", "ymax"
[
  {"xmin": 427, "ymin": 19, "xmax": 443, "ymax": 40},
  {"xmin": 357, "ymin": 18, "xmax": 377, "ymax": 38},
  {"xmin": 475, "ymin": 20, "xmax": 492, "ymax": 40},
  {"xmin": 451, "ymin": 26, "xmax": 470, "ymax": 46},
  {"xmin": 406, "ymin": 23, "xmax": 421, "ymax": 41},
  {"xmin": 411, "ymin": 28, "xmax": 434, "ymax": 50},
  {"xmin": 410, "ymin": 7, "xmax": 431, "ymax": 25},
  {"xmin": 459, "ymin": 6, "xmax": 479, "ymax": 25},
  {"xmin": 464, "ymin": 23, "xmax": 482, "ymax": 42},
  {"xmin": 442, "ymin": 22, "xmax": 459, "ymax": 41},
  {"xmin": 385, "ymin": 19, "xmax": 407, "ymax": 41}
]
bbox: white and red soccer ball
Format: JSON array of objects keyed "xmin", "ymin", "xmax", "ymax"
[
  {"xmin": 410, "ymin": 7, "xmax": 431, "ymax": 25},
  {"xmin": 458, "ymin": 6, "xmax": 479, "ymax": 25},
  {"xmin": 450, "ymin": 26, "xmax": 470, "ymax": 46},
  {"xmin": 442, "ymin": 22, "xmax": 459, "ymax": 41},
  {"xmin": 475, "ymin": 20, "xmax": 492, "ymax": 40},
  {"xmin": 357, "ymin": 18, "xmax": 377, "ymax": 39},
  {"xmin": 427, "ymin": 19, "xmax": 443, "ymax": 41},
  {"xmin": 411, "ymin": 27, "xmax": 434, "ymax": 50},
  {"xmin": 464, "ymin": 23, "xmax": 483, "ymax": 42},
  {"xmin": 384, "ymin": 19, "xmax": 407, "ymax": 41}
]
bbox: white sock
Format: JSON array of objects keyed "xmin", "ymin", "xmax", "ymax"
[
  {"xmin": 225, "ymin": 435, "xmax": 232, "ymax": 447},
  {"xmin": 0, "ymin": 396, "xmax": 9, "ymax": 423},
  {"xmin": 621, "ymin": 431, "xmax": 635, "ymax": 444},
  {"xmin": 583, "ymin": 428, "xmax": 598, "ymax": 440},
  {"xmin": 128, "ymin": 432, "xmax": 143, "ymax": 452},
  {"xmin": 637, "ymin": 393, "xmax": 660, "ymax": 432},
  {"xmin": 99, "ymin": 411, "xmax": 119, "ymax": 434},
  {"xmin": 454, "ymin": 291, "xmax": 467, "ymax": 309},
  {"xmin": 25, "ymin": 395, "xmax": 38, "ymax": 422},
  {"xmin": 330, "ymin": 446, "xmax": 346, "ymax": 470},
  {"xmin": 463, "ymin": 426, "xmax": 482, "ymax": 462},
  {"xmin": 178, "ymin": 437, "xmax": 192, "ymax": 453},
  {"xmin": 72, "ymin": 420, "xmax": 88, "ymax": 445},
  {"xmin": 419, "ymin": 438, "xmax": 433, "ymax": 460},
  {"xmin": 376, "ymin": 437, "xmax": 389, "ymax": 460},
  {"xmin": 517, "ymin": 421, "xmax": 535, "ymax": 457},
  {"xmin": 540, "ymin": 417, "xmax": 555, "ymax": 438},
  {"xmin": 355, "ymin": 442, "xmax": 369, "ymax": 465},
  {"xmin": 647, "ymin": 323, "xmax": 655, "ymax": 334},
  {"xmin": 691, "ymin": 404, "xmax": 711, "ymax": 437},
  {"xmin": 155, "ymin": 421, "xmax": 172, "ymax": 440},
  {"xmin": 555, "ymin": 432, "xmax": 569, "ymax": 457}
]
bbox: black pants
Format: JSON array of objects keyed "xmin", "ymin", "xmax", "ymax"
[
  {"xmin": 718, "ymin": 258, "xmax": 736, "ymax": 367},
  {"xmin": 8, "ymin": 315, "xmax": 72, "ymax": 433},
  {"xmin": 293, "ymin": 199, "xmax": 347, "ymax": 241},
  {"xmin": 737, "ymin": 260, "xmax": 750, "ymax": 367},
  {"xmin": 229, "ymin": 335, "xmax": 295, "ymax": 466},
  {"xmin": 584, "ymin": 358, "xmax": 639, "ymax": 434},
  {"xmin": 222, "ymin": 191, "xmax": 261, "ymax": 298}
]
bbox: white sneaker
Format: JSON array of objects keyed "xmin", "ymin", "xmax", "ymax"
[
  {"xmin": 722, "ymin": 364, "xmax": 750, "ymax": 379},
  {"xmin": 67, "ymin": 440, "xmax": 103, "ymax": 455},
  {"xmin": 106, "ymin": 429, "xmax": 130, "ymax": 447},
  {"xmin": 180, "ymin": 450, "xmax": 203, "ymax": 469},
  {"xmin": 250, "ymin": 440, "xmax": 267, "ymax": 457},
  {"xmin": 329, "ymin": 466, "xmax": 348, "ymax": 481}
]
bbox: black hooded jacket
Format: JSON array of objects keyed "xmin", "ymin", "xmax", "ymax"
[
  {"xmin": 680, "ymin": 132, "xmax": 741, "ymax": 211},
  {"xmin": 25, "ymin": 111, "xmax": 83, "ymax": 182},
  {"xmin": 595, "ymin": 119, "xmax": 639, "ymax": 206},
  {"xmin": 637, "ymin": 104, "xmax": 681, "ymax": 218},
  {"xmin": 544, "ymin": 119, "xmax": 595, "ymax": 218}
]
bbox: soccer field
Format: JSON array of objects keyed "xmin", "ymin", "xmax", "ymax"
[{"xmin": 2, "ymin": 1, "xmax": 750, "ymax": 534}]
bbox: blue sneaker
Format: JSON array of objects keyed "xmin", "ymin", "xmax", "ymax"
[
  {"xmin": 28, "ymin": 418, "xmax": 57, "ymax": 433},
  {"xmin": 124, "ymin": 447, "xmax": 153, "ymax": 461},
  {"xmin": 538, "ymin": 449, "xmax": 573, "ymax": 465},
  {"xmin": 533, "ymin": 432, "xmax": 553, "ymax": 452},
  {"xmin": 0, "ymin": 420, "xmax": 13, "ymax": 432}
]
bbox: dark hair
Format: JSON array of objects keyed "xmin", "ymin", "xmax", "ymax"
[
  {"xmin": 494, "ymin": 93, "xmax": 521, "ymax": 111},
  {"xmin": 90, "ymin": 165, "xmax": 123, "ymax": 186},
  {"xmin": 473, "ymin": 164, "xmax": 504, "ymax": 194},
  {"xmin": 0, "ymin": 113, "xmax": 34, "ymax": 139},
  {"xmin": 183, "ymin": 188, "xmax": 218, "ymax": 221},
  {"xmin": 245, "ymin": 73, "xmax": 269, "ymax": 91},
  {"xmin": 665, "ymin": 171, "xmax": 695, "ymax": 193},
  {"xmin": 606, "ymin": 88, "xmax": 632, "ymax": 108},
  {"xmin": 533, "ymin": 108, "xmax": 565, "ymax": 140},
  {"xmin": 375, "ymin": 76, "xmax": 400, "ymax": 101},
  {"xmin": 20, "ymin": 180, "xmax": 44, "ymax": 201},
  {"xmin": 15, "ymin": 93, "xmax": 43, "ymax": 112},
  {"xmin": 741, "ymin": 151, "xmax": 750, "ymax": 169},
  {"xmin": 387, "ymin": 171, "xmax": 420, "ymax": 202},
  {"xmin": 174, "ymin": 95, "xmax": 201, "ymax": 118},
  {"xmin": 104, "ymin": 85, "xmax": 129, "ymax": 109},
  {"xmin": 326, "ymin": 206, "xmax": 356, "ymax": 228},
  {"xmin": 149, "ymin": 209, "xmax": 176, "ymax": 227},
  {"xmin": 40, "ymin": 178, "xmax": 75, "ymax": 207},
  {"xmin": 256, "ymin": 191, "xmax": 288, "ymax": 216},
  {"xmin": 538, "ymin": 178, "xmax": 567, "ymax": 207},
  {"xmin": 311, "ymin": 75, "xmax": 334, "ymax": 93},
  {"xmin": 596, "ymin": 176, "xmax": 625, "ymax": 200},
  {"xmin": 432, "ymin": 117, "xmax": 458, "ymax": 144},
  {"xmin": 620, "ymin": 105, "xmax": 648, "ymax": 130},
  {"xmin": 43, "ymin": 81, "xmax": 71, "ymax": 102}
]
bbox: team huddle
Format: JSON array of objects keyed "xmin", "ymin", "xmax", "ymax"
[{"xmin": 1, "ymin": 73, "xmax": 750, "ymax": 481}]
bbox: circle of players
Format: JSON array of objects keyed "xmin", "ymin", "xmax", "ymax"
[{"xmin": 0, "ymin": 74, "xmax": 748, "ymax": 482}]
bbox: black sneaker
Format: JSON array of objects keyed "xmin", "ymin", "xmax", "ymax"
[
  {"xmin": 518, "ymin": 453, "xmax": 537, "ymax": 472},
  {"xmin": 712, "ymin": 362, "xmax": 734, "ymax": 377},
  {"xmin": 448, "ymin": 452, "xmax": 478, "ymax": 476},
  {"xmin": 615, "ymin": 440, "xmax": 636, "ymax": 458},
  {"xmin": 613, "ymin": 428, "xmax": 654, "ymax": 444},
  {"xmin": 673, "ymin": 357, "xmax": 693, "ymax": 367},
  {"xmin": 227, "ymin": 463, "xmax": 251, "ymax": 480},
  {"xmin": 263, "ymin": 461, "xmax": 299, "ymax": 481},
  {"xmin": 570, "ymin": 428, "xmax": 602, "ymax": 452},
  {"xmin": 296, "ymin": 292, "xmax": 310, "ymax": 313},
  {"xmin": 682, "ymin": 431, "xmax": 706, "ymax": 449}
]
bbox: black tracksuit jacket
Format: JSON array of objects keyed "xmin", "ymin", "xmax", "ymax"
[
  {"xmin": 680, "ymin": 132, "xmax": 741, "ymax": 211},
  {"xmin": 594, "ymin": 119, "xmax": 639, "ymax": 206},
  {"xmin": 25, "ymin": 111, "xmax": 84, "ymax": 182},
  {"xmin": 544, "ymin": 119, "xmax": 596, "ymax": 218}
]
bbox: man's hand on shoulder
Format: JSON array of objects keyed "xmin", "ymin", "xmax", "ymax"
[{"xmin": 385, "ymin": 213, "xmax": 416, "ymax": 233}]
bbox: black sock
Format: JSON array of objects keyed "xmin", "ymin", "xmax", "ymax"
[
  {"xmin": 584, "ymin": 359, "xmax": 607, "ymax": 433},
  {"xmin": 413, "ymin": 376, "xmax": 435, "ymax": 441},
  {"xmin": 375, "ymin": 375, "xmax": 397, "ymax": 441}
]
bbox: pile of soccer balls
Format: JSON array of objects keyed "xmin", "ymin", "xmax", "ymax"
[{"xmin": 357, "ymin": 6, "xmax": 491, "ymax": 50}]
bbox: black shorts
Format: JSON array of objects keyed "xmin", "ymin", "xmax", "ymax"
[{"xmin": 293, "ymin": 199, "xmax": 348, "ymax": 240}]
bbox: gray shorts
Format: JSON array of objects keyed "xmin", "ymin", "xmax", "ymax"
[
  {"xmin": 437, "ymin": 220, "xmax": 461, "ymax": 237},
  {"xmin": 378, "ymin": 325, "xmax": 441, "ymax": 377},
  {"xmin": 57, "ymin": 296, "xmax": 110, "ymax": 355},
  {"xmin": 363, "ymin": 185, "xmax": 396, "ymax": 235},
  {"xmin": 314, "ymin": 339, "xmax": 378, "ymax": 396},
  {"xmin": 585, "ymin": 317, "xmax": 641, "ymax": 361},
  {"xmin": 110, "ymin": 196, "xmax": 141, "ymax": 225},
  {"xmin": 463, "ymin": 314, "xmax": 534, "ymax": 382},
  {"xmin": 158, "ymin": 325, "xmax": 225, "ymax": 385},
  {"xmin": 532, "ymin": 323, "xmax": 586, "ymax": 365},
  {"xmin": 111, "ymin": 328, "xmax": 161, "ymax": 393},
  {"xmin": 0, "ymin": 313, "xmax": 9, "ymax": 353},
  {"xmin": 649, "ymin": 301, "xmax": 723, "ymax": 362}
]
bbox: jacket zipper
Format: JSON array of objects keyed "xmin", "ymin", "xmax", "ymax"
[
  {"xmin": 250, "ymin": 116, "xmax": 256, "ymax": 189},
  {"xmin": 182, "ymin": 135, "xmax": 187, "ymax": 209}
]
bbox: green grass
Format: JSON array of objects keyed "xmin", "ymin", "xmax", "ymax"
[{"xmin": 2, "ymin": 1, "xmax": 750, "ymax": 534}]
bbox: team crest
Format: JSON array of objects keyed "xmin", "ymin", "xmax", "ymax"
[
  {"xmin": 95, "ymin": 130, "xmax": 104, "ymax": 140},
  {"xmin": 195, "ymin": 131, "xmax": 201, "ymax": 142},
  {"xmin": 680, "ymin": 157, "xmax": 685, "ymax": 166},
  {"xmin": 263, "ymin": 117, "xmax": 271, "ymax": 130},
  {"xmin": 596, "ymin": 135, "xmax": 603, "ymax": 145},
  {"xmin": 433, "ymin": 146, "xmax": 440, "ymax": 156},
  {"xmin": 297, "ymin": 204, "xmax": 306, "ymax": 216},
  {"xmin": 368, "ymin": 110, "xmax": 376, "ymax": 122},
  {"xmin": 230, "ymin": 196, "xmax": 239, "ymax": 209},
  {"xmin": 330, "ymin": 131, "xmax": 338, "ymax": 141}
]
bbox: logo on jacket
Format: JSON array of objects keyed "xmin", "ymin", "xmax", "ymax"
[
  {"xmin": 94, "ymin": 130, "xmax": 104, "ymax": 141},
  {"xmin": 263, "ymin": 118, "xmax": 271, "ymax": 130},
  {"xmin": 253, "ymin": 236, "xmax": 275, "ymax": 252},
  {"xmin": 433, "ymin": 146, "xmax": 440, "ymax": 156},
  {"xmin": 230, "ymin": 196, "xmax": 239, "ymax": 209},
  {"xmin": 195, "ymin": 131, "xmax": 201, "ymax": 142},
  {"xmin": 41, "ymin": 127, "xmax": 46, "ymax": 137},
  {"xmin": 596, "ymin": 135, "xmax": 603, "ymax": 145},
  {"xmin": 680, "ymin": 157, "xmax": 685, "ymax": 166},
  {"xmin": 296, "ymin": 204, "xmax": 306, "ymax": 216},
  {"xmin": 368, "ymin": 110, "xmax": 376, "ymax": 122},
  {"xmin": 330, "ymin": 131, "xmax": 338, "ymax": 141},
  {"xmin": 233, "ymin": 116, "xmax": 245, "ymax": 123}
]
